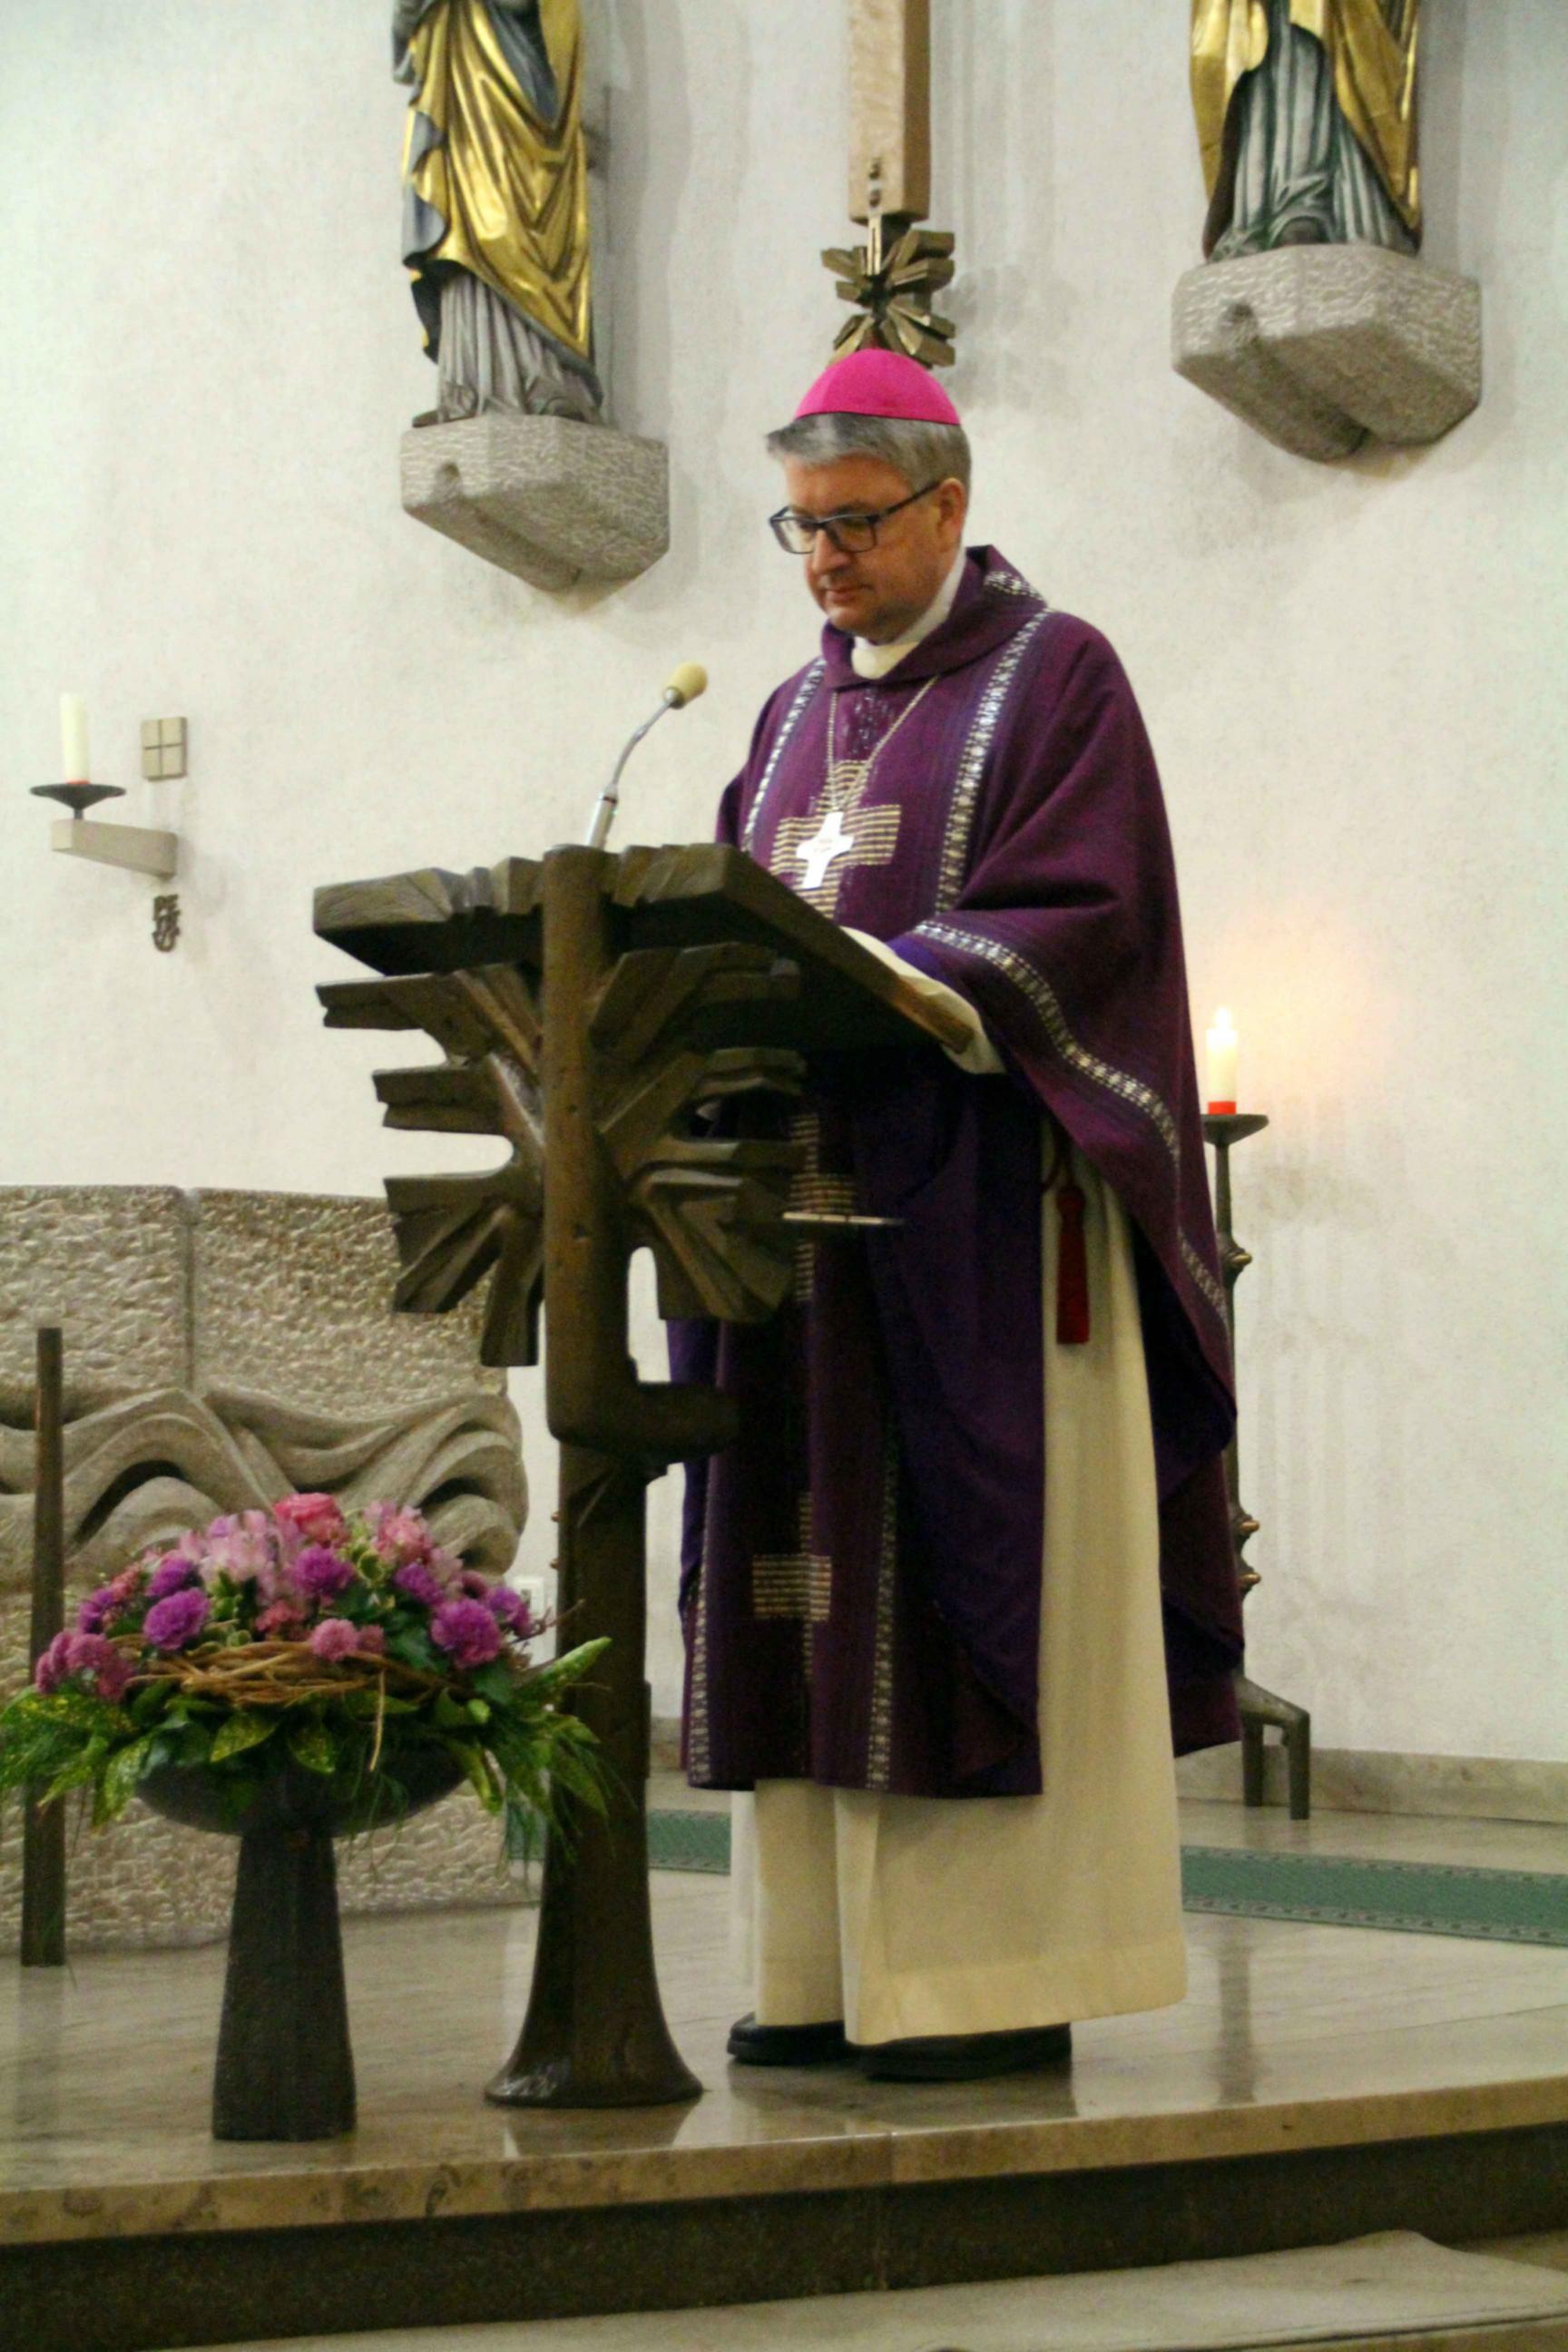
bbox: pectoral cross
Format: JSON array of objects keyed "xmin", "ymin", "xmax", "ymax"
[
  {"xmin": 772, "ymin": 770, "xmax": 902, "ymax": 916},
  {"xmin": 798, "ymin": 807, "xmax": 858, "ymax": 893}
]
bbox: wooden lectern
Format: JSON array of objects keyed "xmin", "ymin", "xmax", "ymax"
[{"xmin": 315, "ymin": 844, "xmax": 965, "ymax": 2108}]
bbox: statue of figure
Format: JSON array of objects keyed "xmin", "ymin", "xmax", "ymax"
[
  {"xmin": 394, "ymin": 0, "xmax": 603, "ymax": 421},
  {"xmin": 1191, "ymin": 0, "xmax": 1420, "ymax": 260}
]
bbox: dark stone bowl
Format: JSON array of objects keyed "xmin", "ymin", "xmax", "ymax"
[{"xmin": 141, "ymin": 1743, "xmax": 464, "ymax": 1839}]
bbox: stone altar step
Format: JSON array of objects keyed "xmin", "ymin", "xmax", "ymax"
[
  {"xmin": 5, "ymin": 1876, "xmax": 1568, "ymax": 2352},
  {"xmin": 195, "ymin": 2232, "xmax": 1568, "ymax": 2350}
]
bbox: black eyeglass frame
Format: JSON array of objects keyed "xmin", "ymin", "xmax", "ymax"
[{"xmin": 768, "ymin": 479, "xmax": 944, "ymax": 556}]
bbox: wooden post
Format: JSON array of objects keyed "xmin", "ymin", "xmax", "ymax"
[
  {"xmin": 21, "ymin": 1327, "xmax": 67, "ymax": 1968},
  {"xmin": 848, "ymin": 0, "xmax": 931, "ymax": 221},
  {"xmin": 488, "ymin": 848, "xmax": 701, "ymax": 2107}
]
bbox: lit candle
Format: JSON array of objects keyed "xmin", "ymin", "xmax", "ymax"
[
  {"xmin": 60, "ymin": 694, "xmax": 90, "ymax": 783},
  {"xmin": 1205, "ymin": 1007, "xmax": 1238, "ymax": 1113}
]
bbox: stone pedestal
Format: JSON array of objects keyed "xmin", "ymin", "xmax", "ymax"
[
  {"xmin": 401, "ymin": 412, "xmax": 669, "ymax": 591},
  {"xmin": 1172, "ymin": 247, "xmax": 1482, "ymax": 463}
]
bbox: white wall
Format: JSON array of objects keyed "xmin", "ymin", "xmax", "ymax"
[{"xmin": 3, "ymin": 3, "xmax": 1564, "ymax": 1755}]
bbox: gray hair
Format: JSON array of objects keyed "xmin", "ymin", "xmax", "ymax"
[{"xmin": 765, "ymin": 409, "xmax": 971, "ymax": 499}]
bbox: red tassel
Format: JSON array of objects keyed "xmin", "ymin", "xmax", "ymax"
[{"xmin": 1055, "ymin": 1181, "xmax": 1090, "ymax": 1345}]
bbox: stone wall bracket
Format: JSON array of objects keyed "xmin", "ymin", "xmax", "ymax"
[
  {"xmin": 1172, "ymin": 246, "xmax": 1482, "ymax": 464},
  {"xmin": 400, "ymin": 412, "xmax": 669, "ymax": 593}
]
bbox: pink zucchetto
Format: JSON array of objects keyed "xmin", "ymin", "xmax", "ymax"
[{"xmin": 793, "ymin": 348, "xmax": 961, "ymax": 427}]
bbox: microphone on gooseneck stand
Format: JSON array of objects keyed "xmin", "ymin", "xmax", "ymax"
[{"xmin": 585, "ymin": 663, "xmax": 709, "ymax": 849}]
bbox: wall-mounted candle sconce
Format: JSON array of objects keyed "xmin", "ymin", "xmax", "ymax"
[{"xmin": 33, "ymin": 697, "xmax": 183, "ymax": 946}]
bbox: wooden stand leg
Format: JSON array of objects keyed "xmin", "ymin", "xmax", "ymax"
[
  {"xmin": 488, "ymin": 1445, "xmax": 700, "ymax": 2109},
  {"xmin": 21, "ymin": 1328, "xmax": 66, "ymax": 1970}
]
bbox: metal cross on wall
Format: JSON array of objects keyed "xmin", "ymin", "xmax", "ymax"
[{"xmin": 823, "ymin": 0, "xmax": 957, "ymax": 366}]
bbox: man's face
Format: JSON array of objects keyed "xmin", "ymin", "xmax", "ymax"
[{"xmin": 779, "ymin": 454, "xmax": 967, "ymax": 644}]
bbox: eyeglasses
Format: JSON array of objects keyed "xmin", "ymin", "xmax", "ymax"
[{"xmin": 768, "ymin": 480, "xmax": 942, "ymax": 555}]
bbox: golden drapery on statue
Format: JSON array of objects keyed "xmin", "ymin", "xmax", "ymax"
[
  {"xmin": 396, "ymin": 0, "xmax": 601, "ymax": 420},
  {"xmin": 1191, "ymin": 0, "xmax": 1420, "ymax": 260}
]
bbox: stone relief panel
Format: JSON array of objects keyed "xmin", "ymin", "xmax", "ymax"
[{"xmin": 0, "ymin": 1189, "xmax": 531, "ymax": 1952}]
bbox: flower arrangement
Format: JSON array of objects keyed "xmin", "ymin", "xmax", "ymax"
[{"xmin": 0, "ymin": 1494, "xmax": 606, "ymax": 1854}]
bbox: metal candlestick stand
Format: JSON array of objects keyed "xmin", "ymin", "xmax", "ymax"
[{"xmin": 1203, "ymin": 1113, "xmax": 1311, "ymax": 1820}]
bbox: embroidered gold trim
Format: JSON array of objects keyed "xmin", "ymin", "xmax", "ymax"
[
  {"xmin": 752, "ymin": 1493, "xmax": 834, "ymax": 1623},
  {"xmin": 914, "ymin": 918, "xmax": 1230, "ymax": 1328},
  {"xmin": 865, "ymin": 1435, "xmax": 899, "ymax": 1791},
  {"xmin": 741, "ymin": 661, "xmax": 825, "ymax": 854},
  {"xmin": 934, "ymin": 612, "xmax": 1052, "ymax": 912},
  {"xmin": 985, "ymin": 566, "xmax": 1038, "ymax": 600}
]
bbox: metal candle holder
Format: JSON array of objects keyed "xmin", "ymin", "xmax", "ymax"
[{"xmin": 1203, "ymin": 1111, "xmax": 1311, "ymax": 1819}]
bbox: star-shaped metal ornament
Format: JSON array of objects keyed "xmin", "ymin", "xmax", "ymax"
[{"xmin": 821, "ymin": 211, "xmax": 957, "ymax": 368}]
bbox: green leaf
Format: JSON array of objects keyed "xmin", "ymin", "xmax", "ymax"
[
  {"xmin": 466, "ymin": 1698, "xmax": 491, "ymax": 1726},
  {"xmin": 433, "ymin": 1691, "xmax": 469, "ymax": 1731},
  {"xmin": 443, "ymin": 1737, "xmax": 502, "ymax": 1814},
  {"xmin": 210, "ymin": 1711, "xmax": 277, "ymax": 1763},
  {"xmin": 471, "ymin": 1661, "xmax": 515, "ymax": 1709},
  {"xmin": 24, "ymin": 1689, "xmax": 136, "ymax": 1738},
  {"xmin": 288, "ymin": 1720, "xmax": 338, "ymax": 1776},
  {"xmin": 387, "ymin": 1628, "xmax": 436, "ymax": 1673},
  {"xmin": 95, "ymin": 1733, "xmax": 157, "ymax": 1825}
]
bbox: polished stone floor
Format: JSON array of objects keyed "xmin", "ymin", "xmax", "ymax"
[{"xmin": 4, "ymin": 1799, "xmax": 1568, "ymax": 2250}]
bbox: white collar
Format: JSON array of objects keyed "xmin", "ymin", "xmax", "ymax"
[{"xmin": 849, "ymin": 547, "xmax": 968, "ymax": 681}]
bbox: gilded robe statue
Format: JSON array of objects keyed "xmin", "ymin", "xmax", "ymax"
[
  {"xmin": 394, "ymin": 0, "xmax": 603, "ymax": 420},
  {"xmin": 1191, "ymin": 0, "xmax": 1420, "ymax": 260}
]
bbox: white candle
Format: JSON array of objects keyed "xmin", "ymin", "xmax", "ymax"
[
  {"xmin": 1205, "ymin": 1007, "xmax": 1239, "ymax": 1112},
  {"xmin": 60, "ymin": 693, "xmax": 90, "ymax": 782}
]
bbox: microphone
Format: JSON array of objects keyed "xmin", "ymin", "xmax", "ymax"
[{"xmin": 586, "ymin": 663, "xmax": 709, "ymax": 849}]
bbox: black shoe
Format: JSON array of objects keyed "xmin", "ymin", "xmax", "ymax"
[
  {"xmin": 727, "ymin": 2014, "xmax": 852, "ymax": 2067},
  {"xmin": 854, "ymin": 2024, "xmax": 1073, "ymax": 2082}
]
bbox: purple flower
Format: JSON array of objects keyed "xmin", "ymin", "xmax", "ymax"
[
  {"xmin": 485, "ymin": 1583, "xmax": 534, "ymax": 1636},
  {"xmin": 430, "ymin": 1597, "xmax": 503, "ymax": 1671},
  {"xmin": 392, "ymin": 1559, "xmax": 446, "ymax": 1612},
  {"xmin": 146, "ymin": 1553, "xmax": 200, "ymax": 1602},
  {"xmin": 143, "ymin": 1587, "xmax": 211, "ymax": 1652},
  {"xmin": 456, "ymin": 1568, "xmax": 492, "ymax": 1599},
  {"xmin": 76, "ymin": 1583, "xmax": 121, "ymax": 1634},
  {"xmin": 294, "ymin": 1546, "xmax": 357, "ymax": 1602},
  {"xmin": 308, "ymin": 1618, "xmax": 384, "ymax": 1663}
]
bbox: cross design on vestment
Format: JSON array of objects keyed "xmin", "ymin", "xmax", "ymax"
[
  {"xmin": 751, "ymin": 1492, "xmax": 833, "ymax": 1628},
  {"xmin": 771, "ymin": 760, "xmax": 902, "ymax": 917}
]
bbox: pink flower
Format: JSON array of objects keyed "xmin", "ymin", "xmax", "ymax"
[
  {"xmin": 308, "ymin": 1618, "xmax": 384, "ymax": 1663},
  {"xmin": 368, "ymin": 1504, "xmax": 433, "ymax": 1567},
  {"xmin": 64, "ymin": 1633, "xmax": 132, "ymax": 1702},
  {"xmin": 430, "ymin": 1597, "xmax": 503, "ymax": 1671},
  {"xmin": 274, "ymin": 1492, "xmax": 348, "ymax": 1546},
  {"xmin": 256, "ymin": 1600, "xmax": 306, "ymax": 1637},
  {"xmin": 201, "ymin": 1511, "xmax": 277, "ymax": 1587},
  {"xmin": 34, "ymin": 1630, "xmax": 75, "ymax": 1694},
  {"xmin": 143, "ymin": 1588, "xmax": 211, "ymax": 1652}
]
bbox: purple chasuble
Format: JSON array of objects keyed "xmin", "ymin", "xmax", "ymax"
[{"xmin": 672, "ymin": 547, "xmax": 1243, "ymax": 1800}]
